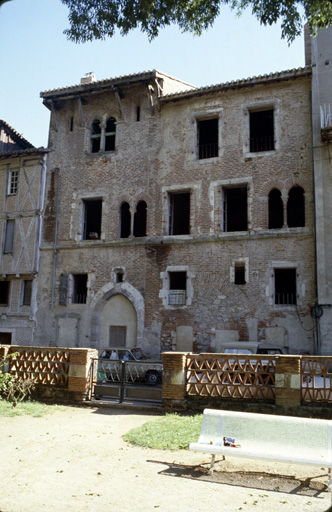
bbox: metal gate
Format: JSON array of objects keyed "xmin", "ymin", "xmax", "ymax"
[{"xmin": 89, "ymin": 358, "xmax": 162, "ymax": 404}]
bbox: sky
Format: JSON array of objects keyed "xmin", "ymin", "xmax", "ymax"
[{"xmin": 0, "ymin": 0, "xmax": 306, "ymax": 148}]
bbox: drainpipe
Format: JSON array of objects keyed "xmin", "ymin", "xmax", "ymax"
[{"xmin": 51, "ymin": 168, "xmax": 60, "ymax": 308}]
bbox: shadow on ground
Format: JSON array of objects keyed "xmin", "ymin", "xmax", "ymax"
[{"xmin": 147, "ymin": 459, "xmax": 328, "ymax": 498}]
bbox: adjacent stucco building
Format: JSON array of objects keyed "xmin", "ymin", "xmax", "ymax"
[{"xmin": 0, "ymin": 120, "xmax": 47, "ymax": 345}]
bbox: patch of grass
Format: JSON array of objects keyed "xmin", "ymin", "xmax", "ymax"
[
  {"xmin": 0, "ymin": 399, "xmax": 57, "ymax": 417},
  {"xmin": 124, "ymin": 413, "xmax": 202, "ymax": 450}
]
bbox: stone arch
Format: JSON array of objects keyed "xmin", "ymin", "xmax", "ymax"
[{"xmin": 90, "ymin": 282, "xmax": 145, "ymax": 350}]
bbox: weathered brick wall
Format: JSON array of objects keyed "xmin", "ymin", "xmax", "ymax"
[{"xmin": 35, "ymin": 71, "xmax": 315, "ymax": 357}]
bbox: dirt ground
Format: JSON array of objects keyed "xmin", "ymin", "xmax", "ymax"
[{"xmin": 0, "ymin": 405, "xmax": 331, "ymax": 512}]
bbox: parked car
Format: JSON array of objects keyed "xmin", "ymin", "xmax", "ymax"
[
  {"xmin": 218, "ymin": 341, "xmax": 288, "ymax": 355},
  {"xmin": 98, "ymin": 347, "xmax": 162, "ymax": 386}
]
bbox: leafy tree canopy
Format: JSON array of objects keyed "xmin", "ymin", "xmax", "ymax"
[{"xmin": 60, "ymin": 0, "xmax": 332, "ymax": 44}]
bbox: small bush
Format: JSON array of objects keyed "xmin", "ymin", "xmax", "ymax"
[{"xmin": 0, "ymin": 348, "xmax": 35, "ymax": 407}]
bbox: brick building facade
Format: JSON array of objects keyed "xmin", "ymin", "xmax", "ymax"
[
  {"xmin": 34, "ymin": 58, "xmax": 317, "ymax": 355},
  {"xmin": 0, "ymin": 120, "xmax": 48, "ymax": 345}
]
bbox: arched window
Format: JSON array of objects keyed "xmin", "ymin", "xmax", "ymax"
[
  {"xmin": 91, "ymin": 120, "xmax": 101, "ymax": 153},
  {"xmin": 268, "ymin": 189, "xmax": 283, "ymax": 229},
  {"xmin": 287, "ymin": 186, "xmax": 305, "ymax": 227},
  {"xmin": 105, "ymin": 117, "xmax": 116, "ymax": 151},
  {"xmin": 120, "ymin": 202, "xmax": 131, "ymax": 238},
  {"xmin": 133, "ymin": 201, "xmax": 147, "ymax": 237}
]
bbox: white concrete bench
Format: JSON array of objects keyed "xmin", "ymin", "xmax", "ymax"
[{"xmin": 189, "ymin": 409, "xmax": 332, "ymax": 489}]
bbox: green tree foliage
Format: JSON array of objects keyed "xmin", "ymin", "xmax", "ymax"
[{"xmin": 61, "ymin": 0, "xmax": 332, "ymax": 43}]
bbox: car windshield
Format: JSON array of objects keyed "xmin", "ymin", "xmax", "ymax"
[{"xmin": 131, "ymin": 348, "xmax": 148, "ymax": 360}]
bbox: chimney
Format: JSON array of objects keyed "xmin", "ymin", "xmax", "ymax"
[{"xmin": 80, "ymin": 72, "xmax": 96, "ymax": 85}]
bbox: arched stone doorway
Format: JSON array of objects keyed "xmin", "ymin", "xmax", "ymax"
[
  {"xmin": 100, "ymin": 294, "xmax": 137, "ymax": 348},
  {"xmin": 90, "ymin": 282, "xmax": 144, "ymax": 350}
]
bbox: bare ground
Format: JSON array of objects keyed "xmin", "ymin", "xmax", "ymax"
[{"xmin": 0, "ymin": 405, "xmax": 331, "ymax": 512}]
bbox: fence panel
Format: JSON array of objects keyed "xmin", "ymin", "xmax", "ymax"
[
  {"xmin": 301, "ymin": 357, "xmax": 332, "ymax": 403},
  {"xmin": 186, "ymin": 354, "xmax": 275, "ymax": 400}
]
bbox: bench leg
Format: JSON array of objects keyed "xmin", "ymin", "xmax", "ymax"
[{"xmin": 209, "ymin": 454, "xmax": 216, "ymax": 476}]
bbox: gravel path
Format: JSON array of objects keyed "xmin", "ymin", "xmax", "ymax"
[{"xmin": 0, "ymin": 405, "xmax": 330, "ymax": 512}]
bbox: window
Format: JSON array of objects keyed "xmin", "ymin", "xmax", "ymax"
[
  {"xmin": 4, "ymin": 220, "xmax": 15, "ymax": 253},
  {"xmin": 0, "ymin": 281, "xmax": 9, "ymax": 306},
  {"xmin": 91, "ymin": 120, "xmax": 101, "ymax": 153},
  {"xmin": 234, "ymin": 263, "xmax": 246, "ymax": 285},
  {"xmin": 168, "ymin": 272, "xmax": 187, "ymax": 306},
  {"xmin": 223, "ymin": 187, "xmax": 247, "ymax": 232},
  {"xmin": 22, "ymin": 280, "xmax": 32, "ymax": 306},
  {"xmin": 72, "ymin": 274, "xmax": 87, "ymax": 304},
  {"xmin": 8, "ymin": 170, "xmax": 19, "ymax": 195},
  {"xmin": 69, "ymin": 116, "xmax": 74, "ymax": 132},
  {"xmin": 116, "ymin": 271, "xmax": 123, "ymax": 283},
  {"xmin": 136, "ymin": 106, "xmax": 140, "ymax": 122},
  {"xmin": 133, "ymin": 201, "xmax": 147, "ymax": 237},
  {"xmin": 105, "ymin": 117, "xmax": 116, "ymax": 151},
  {"xmin": 120, "ymin": 202, "xmax": 131, "ymax": 238},
  {"xmin": 83, "ymin": 199, "xmax": 102, "ymax": 240},
  {"xmin": 268, "ymin": 189, "xmax": 284, "ymax": 229},
  {"xmin": 0, "ymin": 333, "xmax": 11, "ymax": 344},
  {"xmin": 197, "ymin": 118, "xmax": 218, "ymax": 159},
  {"xmin": 287, "ymin": 186, "xmax": 305, "ymax": 228},
  {"xmin": 274, "ymin": 268, "xmax": 297, "ymax": 305},
  {"xmin": 169, "ymin": 192, "xmax": 190, "ymax": 235},
  {"xmin": 249, "ymin": 109, "xmax": 274, "ymax": 152}
]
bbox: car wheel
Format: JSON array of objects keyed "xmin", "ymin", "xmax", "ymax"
[{"xmin": 145, "ymin": 371, "xmax": 160, "ymax": 386}]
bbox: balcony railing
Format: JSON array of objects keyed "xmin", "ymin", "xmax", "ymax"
[
  {"xmin": 199, "ymin": 143, "xmax": 218, "ymax": 159},
  {"xmin": 168, "ymin": 290, "xmax": 186, "ymax": 306},
  {"xmin": 275, "ymin": 293, "xmax": 296, "ymax": 305}
]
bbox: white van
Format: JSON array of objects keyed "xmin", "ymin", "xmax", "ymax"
[{"xmin": 219, "ymin": 342, "xmax": 288, "ymax": 355}]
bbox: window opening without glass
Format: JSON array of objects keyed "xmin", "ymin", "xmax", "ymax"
[
  {"xmin": 287, "ymin": 187, "xmax": 305, "ymax": 228},
  {"xmin": 91, "ymin": 120, "xmax": 101, "ymax": 153},
  {"xmin": 133, "ymin": 201, "xmax": 147, "ymax": 237},
  {"xmin": 235, "ymin": 263, "xmax": 246, "ymax": 285},
  {"xmin": 0, "ymin": 281, "xmax": 10, "ymax": 306},
  {"xmin": 274, "ymin": 268, "xmax": 297, "ymax": 305},
  {"xmin": 120, "ymin": 202, "xmax": 131, "ymax": 238},
  {"xmin": 83, "ymin": 199, "xmax": 102, "ymax": 240},
  {"xmin": 198, "ymin": 118, "xmax": 218, "ymax": 159},
  {"xmin": 250, "ymin": 109, "xmax": 274, "ymax": 152},
  {"xmin": 168, "ymin": 271, "xmax": 187, "ymax": 305},
  {"xmin": 72, "ymin": 274, "xmax": 87, "ymax": 304},
  {"xmin": 223, "ymin": 187, "xmax": 247, "ymax": 232},
  {"xmin": 105, "ymin": 117, "xmax": 116, "ymax": 151},
  {"xmin": 268, "ymin": 189, "xmax": 284, "ymax": 229},
  {"xmin": 168, "ymin": 193, "xmax": 190, "ymax": 235}
]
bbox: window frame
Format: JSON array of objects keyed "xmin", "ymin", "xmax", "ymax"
[
  {"xmin": 274, "ymin": 267, "xmax": 297, "ymax": 306},
  {"xmin": 168, "ymin": 191, "xmax": 191, "ymax": 236},
  {"xmin": 3, "ymin": 219, "xmax": 15, "ymax": 254},
  {"xmin": 82, "ymin": 198, "xmax": 102, "ymax": 241},
  {"xmin": 243, "ymin": 101, "xmax": 279, "ymax": 158},
  {"xmin": 72, "ymin": 274, "xmax": 88, "ymax": 304},
  {"xmin": 160, "ymin": 266, "xmax": 194, "ymax": 309},
  {"xmin": 22, "ymin": 280, "xmax": 33, "ymax": 306},
  {"xmin": 0, "ymin": 281, "xmax": 10, "ymax": 306},
  {"xmin": 8, "ymin": 169, "xmax": 19, "ymax": 195},
  {"xmin": 194, "ymin": 111, "xmax": 221, "ymax": 161},
  {"xmin": 222, "ymin": 186, "xmax": 248, "ymax": 233}
]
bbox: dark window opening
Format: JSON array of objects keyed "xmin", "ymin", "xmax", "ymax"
[
  {"xmin": 69, "ymin": 116, "xmax": 74, "ymax": 132},
  {"xmin": 0, "ymin": 332, "xmax": 11, "ymax": 344},
  {"xmin": 275, "ymin": 268, "xmax": 297, "ymax": 305},
  {"xmin": 0, "ymin": 281, "xmax": 10, "ymax": 306},
  {"xmin": 83, "ymin": 199, "xmax": 102, "ymax": 240},
  {"xmin": 250, "ymin": 109, "xmax": 274, "ymax": 152},
  {"xmin": 116, "ymin": 271, "xmax": 123, "ymax": 283},
  {"xmin": 120, "ymin": 202, "xmax": 131, "ymax": 238},
  {"xmin": 73, "ymin": 274, "xmax": 87, "ymax": 304},
  {"xmin": 133, "ymin": 201, "xmax": 147, "ymax": 237},
  {"xmin": 287, "ymin": 186, "xmax": 305, "ymax": 228},
  {"xmin": 169, "ymin": 193, "xmax": 190, "ymax": 235},
  {"xmin": 198, "ymin": 118, "xmax": 218, "ymax": 159},
  {"xmin": 91, "ymin": 120, "xmax": 101, "ymax": 153},
  {"xmin": 105, "ymin": 117, "xmax": 116, "ymax": 151},
  {"xmin": 235, "ymin": 264, "xmax": 246, "ymax": 285},
  {"xmin": 223, "ymin": 187, "xmax": 247, "ymax": 232},
  {"xmin": 268, "ymin": 189, "xmax": 284, "ymax": 229},
  {"xmin": 4, "ymin": 219, "xmax": 15, "ymax": 254},
  {"xmin": 22, "ymin": 280, "xmax": 32, "ymax": 306},
  {"xmin": 169, "ymin": 271, "xmax": 187, "ymax": 306},
  {"xmin": 136, "ymin": 106, "xmax": 140, "ymax": 122}
]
